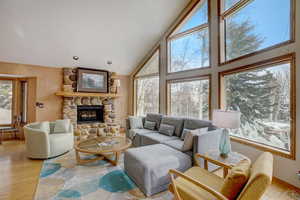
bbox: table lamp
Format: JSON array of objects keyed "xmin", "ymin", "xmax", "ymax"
[{"xmin": 212, "ymin": 109, "xmax": 241, "ymax": 158}]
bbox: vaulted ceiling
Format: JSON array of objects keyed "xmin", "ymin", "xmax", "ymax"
[{"xmin": 0, "ymin": 0, "xmax": 189, "ymax": 74}]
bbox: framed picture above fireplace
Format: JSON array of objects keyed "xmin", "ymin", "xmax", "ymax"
[{"xmin": 77, "ymin": 68, "xmax": 109, "ymax": 93}]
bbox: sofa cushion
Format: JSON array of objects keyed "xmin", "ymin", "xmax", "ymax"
[
  {"xmin": 144, "ymin": 120, "xmax": 156, "ymax": 130},
  {"xmin": 145, "ymin": 113, "xmax": 163, "ymax": 130},
  {"xmin": 162, "ymin": 139, "xmax": 184, "ymax": 151},
  {"xmin": 182, "ymin": 128, "xmax": 208, "ymax": 152},
  {"xmin": 143, "ymin": 133, "xmax": 178, "ymax": 145},
  {"xmin": 183, "ymin": 118, "xmax": 216, "ymax": 131},
  {"xmin": 180, "ymin": 128, "xmax": 191, "ymax": 140},
  {"xmin": 160, "ymin": 116, "xmax": 184, "ymax": 137},
  {"xmin": 129, "ymin": 129, "xmax": 158, "ymax": 147},
  {"xmin": 159, "ymin": 124, "xmax": 175, "ymax": 136},
  {"xmin": 128, "ymin": 116, "xmax": 144, "ymax": 129}
]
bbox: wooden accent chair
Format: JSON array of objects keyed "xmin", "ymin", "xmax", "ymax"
[{"xmin": 169, "ymin": 152, "xmax": 273, "ymax": 200}]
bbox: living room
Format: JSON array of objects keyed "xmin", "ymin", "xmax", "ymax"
[{"xmin": 0, "ymin": 0, "xmax": 299, "ymax": 199}]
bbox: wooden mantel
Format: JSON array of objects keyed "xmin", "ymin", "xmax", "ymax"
[{"xmin": 55, "ymin": 91, "xmax": 120, "ymax": 98}]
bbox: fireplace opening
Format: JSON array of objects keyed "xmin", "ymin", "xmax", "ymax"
[{"xmin": 77, "ymin": 105, "xmax": 104, "ymax": 124}]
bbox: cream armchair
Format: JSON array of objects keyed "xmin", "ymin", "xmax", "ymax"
[{"xmin": 24, "ymin": 121, "xmax": 74, "ymax": 159}]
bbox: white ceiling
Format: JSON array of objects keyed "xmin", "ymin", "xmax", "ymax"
[{"xmin": 0, "ymin": 0, "xmax": 189, "ymax": 75}]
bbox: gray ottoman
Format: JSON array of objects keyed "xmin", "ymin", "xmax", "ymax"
[{"xmin": 124, "ymin": 144, "xmax": 192, "ymax": 196}]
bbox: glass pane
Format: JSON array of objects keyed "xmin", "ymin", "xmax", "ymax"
[
  {"xmin": 0, "ymin": 80, "xmax": 13, "ymax": 124},
  {"xmin": 169, "ymin": 27, "xmax": 209, "ymax": 73},
  {"xmin": 135, "ymin": 76, "xmax": 159, "ymax": 116},
  {"xmin": 225, "ymin": 0, "xmax": 291, "ymax": 61},
  {"xmin": 224, "ymin": 63, "xmax": 291, "ymax": 152},
  {"xmin": 175, "ymin": 0, "xmax": 208, "ymax": 34},
  {"xmin": 169, "ymin": 79, "xmax": 209, "ymax": 119},
  {"xmin": 136, "ymin": 50, "xmax": 159, "ymax": 77},
  {"xmin": 223, "ymin": 0, "xmax": 240, "ymax": 11}
]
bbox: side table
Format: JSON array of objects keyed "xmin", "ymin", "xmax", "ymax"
[
  {"xmin": 196, "ymin": 150, "xmax": 250, "ymax": 178},
  {"xmin": 0, "ymin": 127, "xmax": 19, "ymax": 144}
]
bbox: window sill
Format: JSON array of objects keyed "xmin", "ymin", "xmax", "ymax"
[{"xmin": 230, "ymin": 136, "xmax": 295, "ymax": 160}]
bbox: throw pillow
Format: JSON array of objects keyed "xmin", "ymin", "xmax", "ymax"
[
  {"xmin": 159, "ymin": 124, "xmax": 175, "ymax": 136},
  {"xmin": 180, "ymin": 128, "xmax": 191, "ymax": 140},
  {"xmin": 38, "ymin": 121, "xmax": 50, "ymax": 133},
  {"xmin": 128, "ymin": 116, "xmax": 143, "ymax": 129},
  {"xmin": 181, "ymin": 128, "xmax": 208, "ymax": 152},
  {"xmin": 144, "ymin": 120, "xmax": 156, "ymax": 130},
  {"xmin": 221, "ymin": 159, "xmax": 251, "ymax": 200},
  {"xmin": 53, "ymin": 119, "xmax": 71, "ymax": 133}
]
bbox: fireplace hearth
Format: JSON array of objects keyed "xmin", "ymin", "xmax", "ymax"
[{"xmin": 77, "ymin": 105, "xmax": 104, "ymax": 124}]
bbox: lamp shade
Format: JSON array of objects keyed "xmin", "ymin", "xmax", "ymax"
[{"xmin": 212, "ymin": 110, "xmax": 241, "ymax": 129}]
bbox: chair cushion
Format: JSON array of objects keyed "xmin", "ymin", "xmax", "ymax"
[
  {"xmin": 183, "ymin": 118, "xmax": 216, "ymax": 131},
  {"xmin": 53, "ymin": 119, "xmax": 70, "ymax": 133},
  {"xmin": 160, "ymin": 116, "xmax": 184, "ymax": 137},
  {"xmin": 39, "ymin": 121, "xmax": 50, "ymax": 133},
  {"xmin": 238, "ymin": 152, "xmax": 273, "ymax": 200},
  {"xmin": 128, "ymin": 116, "xmax": 143, "ymax": 129},
  {"xmin": 145, "ymin": 113, "xmax": 163, "ymax": 130},
  {"xmin": 171, "ymin": 166, "xmax": 224, "ymax": 200},
  {"xmin": 159, "ymin": 124, "xmax": 175, "ymax": 136},
  {"xmin": 144, "ymin": 120, "xmax": 156, "ymax": 130},
  {"xmin": 181, "ymin": 128, "xmax": 208, "ymax": 152},
  {"xmin": 221, "ymin": 159, "xmax": 251, "ymax": 200},
  {"xmin": 143, "ymin": 133, "xmax": 178, "ymax": 145}
]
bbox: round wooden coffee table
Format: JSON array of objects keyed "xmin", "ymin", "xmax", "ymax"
[{"xmin": 74, "ymin": 136, "xmax": 132, "ymax": 166}]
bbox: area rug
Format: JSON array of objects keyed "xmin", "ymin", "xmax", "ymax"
[{"xmin": 34, "ymin": 150, "xmax": 173, "ymax": 200}]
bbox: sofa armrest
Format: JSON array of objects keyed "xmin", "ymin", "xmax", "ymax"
[{"xmin": 193, "ymin": 129, "xmax": 222, "ymax": 170}]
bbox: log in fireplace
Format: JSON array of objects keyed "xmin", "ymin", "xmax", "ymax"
[{"xmin": 77, "ymin": 105, "xmax": 104, "ymax": 124}]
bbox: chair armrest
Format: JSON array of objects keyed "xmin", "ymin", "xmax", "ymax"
[
  {"xmin": 195, "ymin": 153, "xmax": 233, "ymax": 170},
  {"xmin": 169, "ymin": 169, "xmax": 229, "ymax": 200}
]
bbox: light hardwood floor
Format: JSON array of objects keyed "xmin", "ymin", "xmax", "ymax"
[{"xmin": 0, "ymin": 140, "xmax": 299, "ymax": 200}]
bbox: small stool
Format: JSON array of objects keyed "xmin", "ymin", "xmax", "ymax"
[{"xmin": 124, "ymin": 144, "xmax": 192, "ymax": 196}]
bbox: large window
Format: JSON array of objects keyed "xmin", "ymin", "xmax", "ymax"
[
  {"xmin": 220, "ymin": 55, "xmax": 295, "ymax": 158},
  {"xmin": 168, "ymin": 0, "xmax": 210, "ymax": 73},
  {"xmin": 168, "ymin": 77, "xmax": 210, "ymax": 119},
  {"xmin": 0, "ymin": 80, "xmax": 13, "ymax": 125},
  {"xmin": 220, "ymin": 0, "xmax": 293, "ymax": 62},
  {"xmin": 134, "ymin": 50, "xmax": 160, "ymax": 116}
]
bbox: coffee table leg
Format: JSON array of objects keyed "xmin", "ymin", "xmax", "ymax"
[
  {"xmin": 75, "ymin": 150, "xmax": 104, "ymax": 165},
  {"xmin": 102, "ymin": 152, "xmax": 120, "ymax": 166}
]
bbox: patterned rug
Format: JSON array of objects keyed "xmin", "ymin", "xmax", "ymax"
[{"xmin": 35, "ymin": 150, "xmax": 173, "ymax": 200}]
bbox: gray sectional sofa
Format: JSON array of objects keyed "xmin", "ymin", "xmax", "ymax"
[
  {"xmin": 126, "ymin": 113, "xmax": 220, "ymax": 154},
  {"xmin": 124, "ymin": 113, "xmax": 222, "ymax": 196}
]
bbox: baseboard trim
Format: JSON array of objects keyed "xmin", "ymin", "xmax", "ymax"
[{"xmin": 272, "ymin": 176, "xmax": 300, "ymax": 193}]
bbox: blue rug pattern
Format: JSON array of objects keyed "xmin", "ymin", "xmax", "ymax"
[{"xmin": 35, "ymin": 151, "xmax": 172, "ymax": 200}]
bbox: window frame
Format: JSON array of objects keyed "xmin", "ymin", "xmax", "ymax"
[
  {"xmin": 167, "ymin": 0, "xmax": 211, "ymax": 74},
  {"xmin": 167, "ymin": 74, "xmax": 212, "ymax": 119},
  {"xmin": 133, "ymin": 48, "xmax": 160, "ymax": 116},
  {"xmin": 0, "ymin": 78, "xmax": 16, "ymax": 127},
  {"xmin": 218, "ymin": 0, "xmax": 295, "ymax": 65},
  {"xmin": 218, "ymin": 53, "xmax": 296, "ymax": 160}
]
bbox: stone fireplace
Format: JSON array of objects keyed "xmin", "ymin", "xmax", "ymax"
[{"xmin": 61, "ymin": 68, "xmax": 120, "ymax": 139}]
